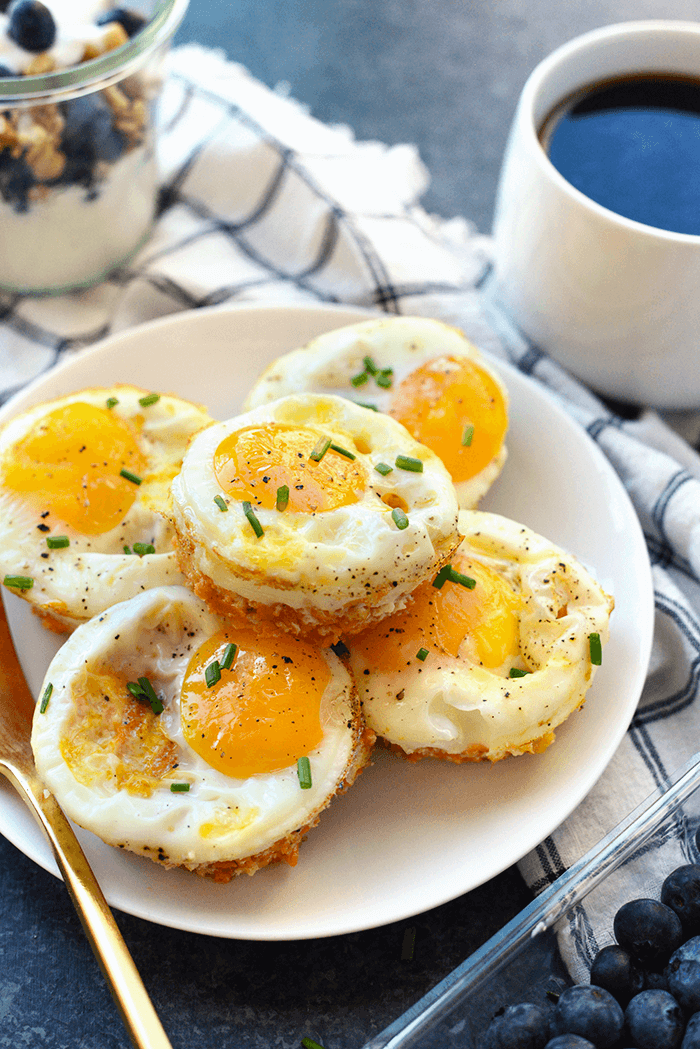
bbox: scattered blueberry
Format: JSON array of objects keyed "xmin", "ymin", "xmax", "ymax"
[
  {"xmin": 95, "ymin": 7, "xmax": 147, "ymax": 38},
  {"xmin": 481, "ymin": 1001, "xmax": 553, "ymax": 1048},
  {"xmin": 543, "ymin": 1038, "xmax": 596, "ymax": 1049},
  {"xmin": 590, "ymin": 944, "xmax": 644, "ymax": 1005},
  {"xmin": 682, "ymin": 1011, "xmax": 700, "ymax": 1048},
  {"xmin": 614, "ymin": 898, "xmax": 684, "ymax": 969},
  {"xmin": 666, "ymin": 937, "xmax": 700, "ymax": 1011},
  {"xmin": 662, "ymin": 866, "xmax": 700, "ymax": 935},
  {"xmin": 624, "ymin": 989, "xmax": 685, "ymax": 1049},
  {"xmin": 552, "ymin": 985, "xmax": 624, "ymax": 1047},
  {"xmin": 6, "ymin": 0, "xmax": 56, "ymax": 53}
]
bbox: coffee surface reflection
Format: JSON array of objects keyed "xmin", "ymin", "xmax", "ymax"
[{"xmin": 539, "ymin": 75, "xmax": 700, "ymax": 235}]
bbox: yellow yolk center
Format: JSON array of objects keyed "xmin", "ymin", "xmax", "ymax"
[
  {"xmin": 350, "ymin": 554, "xmax": 522, "ymax": 672},
  {"xmin": 388, "ymin": 355, "xmax": 507, "ymax": 483},
  {"xmin": 1, "ymin": 402, "xmax": 146, "ymax": 535},
  {"xmin": 180, "ymin": 628, "xmax": 329, "ymax": 778},
  {"xmin": 213, "ymin": 424, "xmax": 366, "ymax": 513}
]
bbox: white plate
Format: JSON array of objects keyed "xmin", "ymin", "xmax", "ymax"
[{"xmin": 0, "ymin": 303, "xmax": 654, "ymax": 941}]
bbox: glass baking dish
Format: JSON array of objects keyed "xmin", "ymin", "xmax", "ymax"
[{"xmin": 362, "ymin": 751, "xmax": 700, "ymax": 1049}]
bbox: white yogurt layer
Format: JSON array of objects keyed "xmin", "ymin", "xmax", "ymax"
[
  {"xmin": 0, "ymin": 144, "xmax": 157, "ymax": 293},
  {"xmin": 0, "ymin": 1, "xmax": 115, "ymax": 73}
]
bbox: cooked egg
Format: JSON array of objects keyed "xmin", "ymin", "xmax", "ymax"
[
  {"xmin": 170, "ymin": 392, "xmax": 460, "ymax": 644},
  {"xmin": 245, "ymin": 316, "xmax": 509, "ymax": 508},
  {"xmin": 0, "ymin": 386, "xmax": 212, "ymax": 631},
  {"xmin": 345, "ymin": 510, "xmax": 614, "ymax": 762},
  {"xmin": 31, "ymin": 585, "xmax": 373, "ymax": 879}
]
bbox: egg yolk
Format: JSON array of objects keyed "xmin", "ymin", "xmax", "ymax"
[
  {"xmin": 350, "ymin": 554, "xmax": 522, "ymax": 672},
  {"xmin": 388, "ymin": 355, "xmax": 507, "ymax": 483},
  {"xmin": 213, "ymin": 424, "xmax": 366, "ymax": 512},
  {"xmin": 1, "ymin": 402, "xmax": 146, "ymax": 535},
  {"xmin": 180, "ymin": 628, "xmax": 329, "ymax": 778}
]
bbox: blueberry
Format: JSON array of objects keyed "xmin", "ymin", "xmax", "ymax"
[
  {"xmin": 0, "ymin": 148, "xmax": 34, "ymax": 211},
  {"xmin": 544, "ymin": 1038, "xmax": 596, "ymax": 1049},
  {"xmin": 682, "ymin": 1012, "xmax": 700, "ymax": 1048},
  {"xmin": 552, "ymin": 985, "xmax": 624, "ymax": 1047},
  {"xmin": 0, "ymin": 63, "xmax": 17, "ymax": 76},
  {"xmin": 667, "ymin": 937, "xmax": 700, "ymax": 1011},
  {"xmin": 60, "ymin": 93, "xmax": 125, "ymax": 169},
  {"xmin": 614, "ymin": 898, "xmax": 684, "ymax": 969},
  {"xmin": 644, "ymin": 969, "xmax": 670, "ymax": 992},
  {"xmin": 624, "ymin": 989, "xmax": 685, "ymax": 1049},
  {"xmin": 481, "ymin": 1002, "xmax": 553, "ymax": 1048},
  {"xmin": 6, "ymin": 1, "xmax": 56, "ymax": 53},
  {"xmin": 590, "ymin": 944, "xmax": 644, "ymax": 1005},
  {"xmin": 95, "ymin": 7, "xmax": 147, "ymax": 38},
  {"xmin": 662, "ymin": 866, "xmax": 700, "ymax": 935}
]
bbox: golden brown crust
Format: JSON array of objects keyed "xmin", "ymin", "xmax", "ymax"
[
  {"xmin": 175, "ymin": 527, "xmax": 459, "ymax": 647},
  {"xmin": 381, "ymin": 728, "xmax": 557, "ymax": 765},
  {"xmin": 31, "ymin": 601, "xmax": 74, "ymax": 634}
]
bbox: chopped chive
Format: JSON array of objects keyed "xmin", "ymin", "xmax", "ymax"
[
  {"xmin": 330, "ymin": 442, "xmax": 356, "ymax": 460},
  {"xmin": 363, "ymin": 355, "xmax": 378, "ymax": 375},
  {"xmin": 297, "ymin": 756, "xmax": 312, "ymax": 790},
  {"xmin": 120, "ymin": 468, "xmax": 142, "ymax": 485},
  {"xmin": 127, "ymin": 681, "xmax": 144, "ymax": 698},
  {"xmin": 276, "ymin": 484, "xmax": 289, "ymax": 511},
  {"xmin": 214, "ymin": 494, "xmax": 228, "ymax": 512},
  {"xmin": 375, "ymin": 369, "xmax": 393, "ymax": 389},
  {"xmin": 138, "ymin": 393, "xmax": 160, "ymax": 407},
  {"xmin": 331, "ymin": 639, "xmax": 350, "ymax": 659},
  {"xmin": 123, "ymin": 545, "xmax": 132, "ymax": 555},
  {"xmin": 350, "ymin": 370, "xmax": 368, "ymax": 387},
  {"xmin": 137, "ymin": 676, "xmax": 163, "ymax": 715},
  {"xmin": 205, "ymin": 660, "xmax": 221, "ymax": 688},
  {"xmin": 374, "ymin": 462, "xmax": 393, "ymax": 476},
  {"xmin": 133, "ymin": 542, "xmax": 155, "ymax": 557},
  {"xmin": 509, "ymin": 667, "xmax": 530, "ymax": 678},
  {"xmin": 105, "ymin": 396, "xmax": 118, "ymax": 409},
  {"xmin": 3, "ymin": 575, "xmax": 33, "ymax": 590},
  {"xmin": 46, "ymin": 536, "xmax": 70, "ymax": 549},
  {"xmin": 447, "ymin": 567, "xmax": 477, "ymax": 590},
  {"xmin": 432, "ymin": 565, "xmax": 451, "ymax": 589},
  {"xmin": 462, "ymin": 423, "xmax": 475, "ymax": 447},
  {"xmin": 301, "ymin": 1040, "xmax": 326, "ymax": 1049},
  {"xmin": 309, "ymin": 436, "xmax": 332, "ymax": 462},
  {"xmin": 416, "ymin": 647, "xmax": 429, "ymax": 662},
  {"xmin": 357, "ymin": 402, "xmax": 379, "ymax": 411},
  {"xmin": 589, "ymin": 632, "xmax": 602, "ymax": 666},
  {"xmin": 242, "ymin": 501, "xmax": 264, "ymax": 537},
  {"xmin": 395, "ymin": 454, "xmax": 423, "ymax": 473},
  {"xmin": 392, "ymin": 507, "xmax": 409, "ymax": 530},
  {"xmin": 39, "ymin": 681, "xmax": 53, "ymax": 713},
  {"xmin": 220, "ymin": 642, "xmax": 238, "ymax": 670},
  {"xmin": 170, "ymin": 783, "xmax": 190, "ymax": 792}
]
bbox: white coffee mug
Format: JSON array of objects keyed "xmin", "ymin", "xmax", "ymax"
[{"xmin": 491, "ymin": 21, "xmax": 700, "ymax": 409}]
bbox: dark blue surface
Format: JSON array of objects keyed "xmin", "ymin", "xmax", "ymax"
[{"xmin": 3, "ymin": 1, "xmax": 697, "ymax": 1046}]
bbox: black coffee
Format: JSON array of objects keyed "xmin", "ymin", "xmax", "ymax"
[{"xmin": 539, "ymin": 75, "xmax": 700, "ymax": 235}]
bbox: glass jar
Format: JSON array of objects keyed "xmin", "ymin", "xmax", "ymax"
[{"xmin": 0, "ymin": 0, "xmax": 189, "ymax": 294}]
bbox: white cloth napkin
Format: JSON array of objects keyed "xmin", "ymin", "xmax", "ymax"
[{"xmin": 2, "ymin": 43, "xmax": 700, "ymax": 978}]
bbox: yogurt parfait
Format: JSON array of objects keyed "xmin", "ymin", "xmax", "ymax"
[{"xmin": 0, "ymin": 0, "xmax": 188, "ymax": 293}]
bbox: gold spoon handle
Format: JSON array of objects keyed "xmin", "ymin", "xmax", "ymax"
[{"xmin": 1, "ymin": 759, "xmax": 173, "ymax": 1049}]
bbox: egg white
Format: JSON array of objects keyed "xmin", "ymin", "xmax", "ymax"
[
  {"xmin": 0, "ymin": 386, "xmax": 213, "ymax": 631},
  {"xmin": 170, "ymin": 392, "xmax": 460, "ymax": 643},
  {"xmin": 31, "ymin": 585, "xmax": 370, "ymax": 877},
  {"xmin": 347, "ymin": 510, "xmax": 614, "ymax": 762},
  {"xmin": 245, "ymin": 315, "xmax": 509, "ymax": 508}
]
